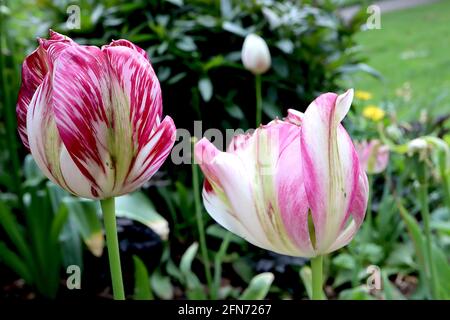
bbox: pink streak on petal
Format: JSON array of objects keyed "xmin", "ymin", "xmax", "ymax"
[
  {"xmin": 52, "ymin": 45, "xmax": 110, "ymax": 186},
  {"xmin": 275, "ymin": 122, "xmax": 314, "ymax": 255},
  {"xmin": 123, "ymin": 116, "xmax": 176, "ymax": 193},
  {"xmin": 16, "ymin": 45, "xmax": 48, "ymax": 149},
  {"xmin": 103, "ymin": 39, "xmax": 149, "ymax": 60},
  {"xmin": 103, "ymin": 45, "xmax": 162, "ymax": 150}
]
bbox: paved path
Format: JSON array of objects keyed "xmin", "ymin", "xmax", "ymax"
[{"xmin": 339, "ymin": 0, "xmax": 442, "ymax": 22}]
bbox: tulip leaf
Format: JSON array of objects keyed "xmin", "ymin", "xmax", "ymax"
[
  {"xmin": 47, "ymin": 183, "xmax": 84, "ymax": 268},
  {"xmin": 198, "ymin": 77, "xmax": 213, "ymax": 102},
  {"xmin": 50, "ymin": 204, "xmax": 69, "ymax": 247},
  {"xmin": 0, "ymin": 201, "xmax": 33, "ymax": 268},
  {"xmin": 180, "ymin": 242, "xmax": 198, "ymax": 276},
  {"xmin": 179, "ymin": 242, "xmax": 206, "ymax": 299},
  {"xmin": 339, "ymin": 286, "xmax": 375, "ymax": 300},
  {"xmin": 62, "ymin": 198, "xmax": 104, "ymax": 258},
  {"xmin": 398, "ymin": 201, "xmax": 450, "ymax": 299},
  {"xmin": 23, "ymin": 155, "xmax": 45, "ymax": 187},
  {"xmin": 133, "ymin": 255, "xmax": 153, "ymax": 300},
  {"xmin": 115, "ymin": 191, "xmax": 169, "ymax": 240},
  {"xmin": 299, "ymin": 266, "xmax": 312, "ymax": 300},
  {"xmin": 151, "ymin": 270, "xmax": 174, "ymax": 300},
  {"xmin": 0, "ymin": 242, "xmax": 32, "ymax": 284},
  {"xmin": 176, "ymin": 36, "xmax": 197, "ymax": 52},
  {"xmin": 206, "ymin": 224, "xmax": 244, "ymax": 244},
  {"xmin": 222, "ymin": 21, "xmax": 247, "ymax": 37},
  {"xmin": 276, "ymin": 39, "xmax": 294, "ymax": 54},
  {"xmin": 239, "ymin": 272, "xmax": 274, "ymax": 300}
]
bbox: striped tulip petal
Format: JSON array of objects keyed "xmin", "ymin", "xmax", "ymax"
[
  {"xmin": 300, "ymin": 89, "xmax": 367, "ymax": 253},
  {"xmin": 26, "ymin": 76, "xmax": 69, "ymax": 191},
  {"xmin": 17, "ymin": 30, "xmax": 77, "ymax": 149},
  {"xmin": 17, "ymin": 32, "xmax": 175, "ymax": 199}
]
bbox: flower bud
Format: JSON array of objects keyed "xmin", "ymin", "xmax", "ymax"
[{"xmin": 241, "ymin": 34, "xmax": 271, "ymax": 75}]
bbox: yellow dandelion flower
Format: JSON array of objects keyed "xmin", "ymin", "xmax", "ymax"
[
  {"xmin": 363, "ymin": 105, "xmax": 385, "ymax": 122},
  {"xmin": 355, "ymin": 90, "xmax": 373, "ymax": 101}
]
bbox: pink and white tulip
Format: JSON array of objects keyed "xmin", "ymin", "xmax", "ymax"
[
  {"xmin": 195, "ymin": 90, "xmax": 368, "ymax": 257},
  {"xmin": 17, "ymin": 31, "xmax": 176, "ymax": 199},
  {"xmin": 355, "ymin": 140, "xmax": 390, "ymax": 174}
]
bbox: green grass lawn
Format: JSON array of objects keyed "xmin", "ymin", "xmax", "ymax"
[{"xmin": 348, "ymin": 0, "xmax": 450, "ymax": 120}]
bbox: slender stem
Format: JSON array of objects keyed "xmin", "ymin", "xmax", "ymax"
[
  {"xmin": 311, "ymin": 255, "xmax": 324, "ymax": 300},
  {"xmin": 100, "ymin": 198, "xmax": 125, "ymax": 300},
  {"xmin": 255, "ymin": 75, "xmax": 262, "ymax": 127},
  {"xmin": 212, "ymin": 231, "xmax": 232, "ymax": 300},
  {"xmin": 417, "ymin": 176, "xmax": 438, "ymax": 299},
  {"xmin": 192, "ymin": 152, "xmax": 213, "ymax": 294}
]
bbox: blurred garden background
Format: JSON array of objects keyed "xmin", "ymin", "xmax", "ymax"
[{"xmin": 0, "ymin": 0, "xmax": 449, "ymax": 300}]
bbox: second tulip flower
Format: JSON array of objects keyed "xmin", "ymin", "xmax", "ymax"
[{"xmin": 195, "ymin": 89, "xmax": 368, "ymax": 257}]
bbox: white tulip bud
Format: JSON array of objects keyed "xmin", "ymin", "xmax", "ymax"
[
  {"xmin": 241, "ymin": 34, "xmax": 271, "ymax": 75},
  {"xmin": 408, "ymin": 138, "xmax": 428, "ymax": 152}
]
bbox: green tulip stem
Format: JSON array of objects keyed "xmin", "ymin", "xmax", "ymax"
[
  {"xmin": 100, "ymin": 197, "xmax": 125, "ymax": 300},
  {"xmin": 255, "ymin": 74, "xmax": 262, "ymax": 127},
  {"xmin": 311, "ymin": 255, "xmax": 325, "ymax": 300},
  {"xmin": 417, "ymin": 163, "xmax": 438, "ymax": 299},
  {"xmin": 192, "ymin": 146, "xmax": 213, "ymax": 294}
]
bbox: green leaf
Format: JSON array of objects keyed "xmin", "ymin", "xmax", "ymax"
[
  {"xmin": 23, "ymin": 155, "xmax": 45, "ymax": 187},
  {"xmin": 180, "ymin": 242, "xmax": 198, "ymax": 276},
  {"xmin": 176, "ymin": 37, "xmax": 197, "ymax": 52},
  {"xmin": 276, "ymin": 39, "xmax": 294, "ymax": 54},
  {"xmin": 337, "ymin": 63, "xmax": 382, "ymax": 79},
  {"xmin": 179, "ymin": 242, "xmax": 205, "ymax": 299},
  {"xmin": 63, "ymin": 198, "xmax": 104, "ymax": 257},
  {"xmin": 198, "ymin": 77, "xmax": 213, "ymax": 102},
  {"xmin": 397, "ymin": 202, "xmax": 427, "ymax": 275},
  {"xmin": 133, "ymin": 255, "xmax": 153, "ymax": 300},
  {"xmin": 299, "ymin": 266, "xmax": 312, "ymax": 299},
  {"xmin": 239, "ymin": 272, "xmax": 274, "ymax": 300},
  {"xmin": 167, "ymin": 72, "xmax": 187, "ymax": 85},
  {"xmin": 0, "ymin": 242, "xmax": 32, "ymax": 283},
  {"xmin": 151, "ymin": 270, "xmax": 174, "ymax": 300},
  {"xmin": 262, "ymin": 101, "xmax": 281, "ymax": 119},
  {"xmin": 220, "ymin": 0, "xmax": 233, "ymax": 19},
  {"xmin": 397, "ymin": 201, "xmax": 450, "ymax": 298},
  {"xmin": 431, "ymin": 243, "xmax": 450, "ymax": 299},
  {"xmin": 206, "ymin": 224, "xmax": 244, "ymax": 244},
  {"xmin": 115, "ymin": 191, "xmax": 169, "ymax": 240},
  {"xmin": 50, "ymin": 204, "xmax": 69, "ymax": 246},
  {"xmin": 332, "ymin": 253, "xmax": 356, "ymax": 270},
  {"xmin": 225, "ymin": 104, "xmax": 245, "ymax": 120},
  {"xmin": 47, "ymin": 183, "xmax": 83, "ymax": 268},
  {"xmin": 0, "ymin": 201, "xmax": 33, "ymax": 269},
  {"xmin": 232, "ymin": 258, "xmax": 254, "ymax": 283},
  {"xmin": 203, "ymin": 55, "xmax": 226, "ymax": 71},
  {"xmin": 339, "ymin": 286, "xmax": 375, "ymax": 300},
  {"xmin": 222, "ymin": 21, "xmax": 247, "ymax": 37}
]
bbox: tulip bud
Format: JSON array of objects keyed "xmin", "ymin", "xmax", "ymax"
[
  {"xmin": 16, "ymin": 31, "xmax": 176, "ymax": 199},
  {"xmin": 408, "ymin": 138, "xmax": 428, "ymax": 152},
  {"xmin": 355, "ymin": 140, "xmax": 389, "ymax": 174},
  {"xmin": 241, "ymin": 34, "xmax": 271, "ymax": 75}
]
